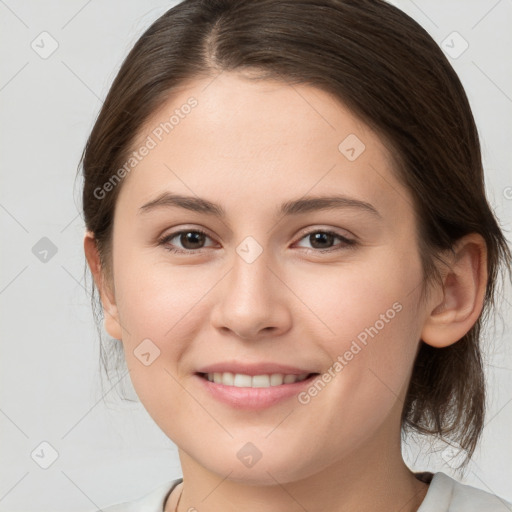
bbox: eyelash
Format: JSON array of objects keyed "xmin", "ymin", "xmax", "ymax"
[{"xmin": 157, "ymin": 228, "xmax": 357, "ymax": 255}]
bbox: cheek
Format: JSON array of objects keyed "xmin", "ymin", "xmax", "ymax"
[
  {"xmin": 113, "ymin": 241, "xmax": 216, "ymax": 341},
  {"xmin": 293, "ymin": 251, "xmax": 422, "ymax": 417},
  {"xmin": 110, "ymin": 247, "xmax": 212, "ymax": 402},
  {"xmin": 111, "ymin": 261, "xmax": 207, "ymax": 437},
  {"xmin": 292, "ymin": 247, "xmax": 421, "ymax": 351},
  {"xmin": 294, "ymin": 286, "xmax": 421, "ymax": 465}
]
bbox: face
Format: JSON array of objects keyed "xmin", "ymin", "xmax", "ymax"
[{"xmin": 100, "ymin": 72, "xmax": 431, "ymax": 484}]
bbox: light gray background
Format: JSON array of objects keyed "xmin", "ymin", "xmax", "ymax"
[{"xmin": 0, "ymin": 1, "xmax": 511, "ymax": 510}]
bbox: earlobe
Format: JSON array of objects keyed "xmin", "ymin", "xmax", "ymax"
[
  {"xmin": 420, "ymin": 233, "xmax": 488, "ymax": 349},
  {"xmin": 83, "ymin": 231, "xmax": 123, "ymax": 340}
]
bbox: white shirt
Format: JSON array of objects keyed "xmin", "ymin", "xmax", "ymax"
[{"xmin": 98, "ymin": 472, "xmax": 511, "ymax": 511}]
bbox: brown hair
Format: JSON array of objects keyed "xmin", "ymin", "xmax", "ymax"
[{"xmin": 80, "ymin": 0, "xmax": 511, "ymax": 466}]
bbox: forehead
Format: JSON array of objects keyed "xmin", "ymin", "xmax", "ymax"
[{"xmin": 117, "ymin": 72, "xmax": 413, "ymax": 223}]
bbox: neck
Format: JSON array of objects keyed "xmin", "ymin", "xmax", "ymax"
[{"xmin": 170, "ymin": 428, "xmax": 428, "ymax": 512}]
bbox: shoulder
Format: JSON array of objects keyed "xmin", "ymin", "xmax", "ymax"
[
  {"xmin": 419, "ymin": 472, "xmax": 511, "ymax": 512},
  {"xmin": 97, "ymin": 477, "xmax": 183, "ymax": 512}
]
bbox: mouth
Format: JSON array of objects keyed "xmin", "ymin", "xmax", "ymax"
[
  {"xmin": 196, "ymin": 371, "xmax": 319, "ymax": 388},
  {"xmin": 194, "ymin": 371, "xmax": 321, "ymax": 409}
]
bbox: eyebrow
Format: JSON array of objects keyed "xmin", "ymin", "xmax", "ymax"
[{"xmin": 138, "ymin": 192, "xmax": 381, "ymax": 219}]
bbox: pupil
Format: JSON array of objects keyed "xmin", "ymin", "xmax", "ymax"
[
  {"xmin": 182, "ymin": 231, "xmax": 204, "ymax": 249},
  {"xmin": 311, "ymin": 232, "xmax": 333, "ymax": 249}
]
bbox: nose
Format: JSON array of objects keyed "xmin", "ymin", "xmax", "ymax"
[{"xmin": 210, "ymin": 247, "xmax": 292, "ymax": 341}]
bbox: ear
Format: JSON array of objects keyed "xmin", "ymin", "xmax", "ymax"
[
  {"xmin": 421, "ymin": 233, "xmax": 488, "ymax": 348},
  {"xmin": 83, "ymin": 231, "xmax": 123, "ymax": 340}
]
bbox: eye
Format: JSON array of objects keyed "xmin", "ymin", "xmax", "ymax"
[
  {"xmin": 158, "ymin": 229, "xmax": 216, "ymax": 254},
  {"xmin": 158, "ymin": 228, "xmax": 357, "ymax": 255},
  {"xmin": 294, "ymin": 229, "xmax": 357, "ymax": 252}
]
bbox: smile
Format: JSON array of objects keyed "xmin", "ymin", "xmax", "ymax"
[
  {"xmin": 195, "ymin": 372, "xmax": 320, "ymax": 410},
  {"xmin": 201, "ymin": 372, "xmax": 312, "ymax": 387}
]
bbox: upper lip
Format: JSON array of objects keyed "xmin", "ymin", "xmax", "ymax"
[{"xmin": 196, "ymin": 361, "xmax": 317, "ymax": 376}]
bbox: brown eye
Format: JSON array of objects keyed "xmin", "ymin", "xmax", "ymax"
[
  {"xmin": 158, "ymin": 229, "xmax": 215, "ymax": 254},
  {"xmin": 309, "ymin": 232, "xmax": 335, "ymax": 249},
  {"xmin": 178, "ymin": 231, "xmax": 206, "ymax": 250},
  {"xmin": 295, "ymin": 230, "xmax": 356, "ymax": 252}
]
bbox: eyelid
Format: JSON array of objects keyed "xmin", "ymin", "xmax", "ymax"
[
  {"xmin": 292, "ymin": 229, "xmax": 357, "ymax": 253},
  {"xmin": 157, "ymin": 223, "xmax": 216, "ymax": 241},
  {"xmin": 158, "ymin": 227, "xmax": 217, "ymax": 251},
  {"xmin": 158, "ymin": 225, "xmax": 357, "ymax": 254},
  {"xmin": 294, "ymin": 225, "xmax": 356, "ymax": 243}
]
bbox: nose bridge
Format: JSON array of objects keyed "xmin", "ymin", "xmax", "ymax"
[
  {"xmin": 229, "ymin": 239, "xmax": 274, "ymax": 307},
  {"xmin": 212, "ymin": 236, "xmax": 290, "ymax": 338}
]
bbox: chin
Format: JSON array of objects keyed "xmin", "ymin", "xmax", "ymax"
[{"xmin": 198, "ymin": 441, "xmax": 320, "ymax": 486}]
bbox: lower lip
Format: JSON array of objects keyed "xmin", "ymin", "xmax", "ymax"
[{"xmin": 194, "ymin": 373, "xmax": 319, "ymax": 410}]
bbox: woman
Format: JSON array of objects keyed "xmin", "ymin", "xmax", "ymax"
[{"xmin": 81, "ymin": 0, "xmax": 512, "ymax": 510}]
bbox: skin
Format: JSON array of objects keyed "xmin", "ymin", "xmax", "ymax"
[{"xmin": 84, "ymin": 71, "xmax": 488, "ymax": 512}]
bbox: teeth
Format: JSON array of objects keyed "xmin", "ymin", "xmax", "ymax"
[{"xmin": 206, "ymin": 372, "xmax": 310, "ymax": 387}]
